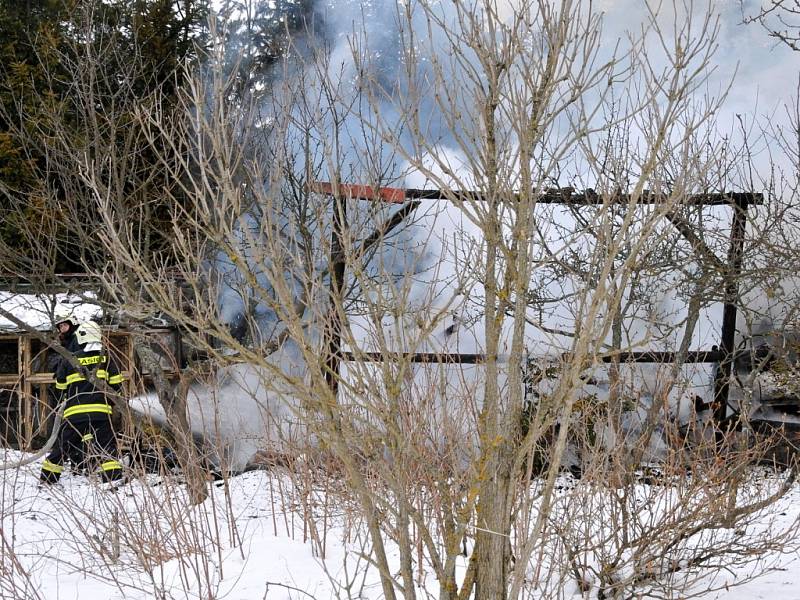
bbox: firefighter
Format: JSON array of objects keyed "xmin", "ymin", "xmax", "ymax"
[
  {"xmin": 40, "ymin": 321, "xmax": 126, "ymax": 485},
  {"xmin": 53, "ymin": 304, "xmax": 82, "ymax": 353}
]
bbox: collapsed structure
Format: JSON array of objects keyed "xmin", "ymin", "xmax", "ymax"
[{"xmin": 312, "ymin": 183, "xmax": 769, "ymax": 434}]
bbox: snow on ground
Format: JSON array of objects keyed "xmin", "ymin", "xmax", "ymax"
[
  {"xmin": 0, "ymin": 449, "xmax": 410, "ymax": 600},
  {"xmin": 1, "ymin": 450, "xmax": 800, "ymax": 599}
]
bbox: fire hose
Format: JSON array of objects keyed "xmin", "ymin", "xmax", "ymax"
[{"xmin": 0, "ymin": 401, "xmax": 65, "ymax": 471}]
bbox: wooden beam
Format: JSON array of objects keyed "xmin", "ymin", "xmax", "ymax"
[
  {"xmin": 594, "ymin": 350, "xmax": 724, "ymax": 363},
  {"xmin": 342, "ymin": 351, "xmax": 488, "ymax": 364},
  {"xmin": 310, "ymin": 182, "xmax": 407, "ymax": 203},
  {"xmin": 354, "ymin": 201, "xmax": 422, "ymax": 262},
  {"xmin": 341, "ymin": 350, "xmax": 723, "ymax": 364},
  {"xmin": 310, "ymin": 182, "xmax": 763, "ymax": 207},
  {"xmin": 664, "ymin": 210, "xmax": 727, "ymax": 272}
]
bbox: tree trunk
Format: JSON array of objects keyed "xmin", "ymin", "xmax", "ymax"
[{"xmin": 134, "ymin": 338, "xmax": 208, "ymax": 504}]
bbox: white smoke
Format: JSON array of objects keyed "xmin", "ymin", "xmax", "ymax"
[{"xmin": 132, "ymin": 0, "xmax": 800, "ymax": 469}]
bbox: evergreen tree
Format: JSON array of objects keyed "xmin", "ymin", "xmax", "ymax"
[
  {"xmin": 0, "ymin": 1, "xmax": 73, "ymax": 267},
  {"xmin": 218, "ymin": 0, "xmax": 312, "ymax": 99},
  {"xmin": 0, "ymin": 0, "xmax": 209, "ymax": 276}
]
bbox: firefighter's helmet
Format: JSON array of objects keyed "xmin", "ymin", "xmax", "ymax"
[
  {"xmin": 54, "ymin": 304, "xmax": 77, "ymax": 327},
  {"xmin": 75, "ymin": 321, "xmax": 102, "ymax": 346}
]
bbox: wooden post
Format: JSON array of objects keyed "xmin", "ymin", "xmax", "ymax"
[
  {"xmin": 325, "ymin": 192, "xmax": 347, "ymax": 397},
  {"xmin": 713, "ymin": 197, "xmax": 749, "ymax": 438}
]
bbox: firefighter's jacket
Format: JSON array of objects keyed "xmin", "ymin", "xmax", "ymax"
[{"xmin": 54, "ymin": 349, "xmax": 125, "ymax": 422}]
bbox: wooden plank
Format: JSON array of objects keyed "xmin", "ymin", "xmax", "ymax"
[
  {"xmin": 127, "ymin": 333, "xmax": 135, "ymax": 394},
  {"xmin": 594, "ymin": 350, "xmax": 724, "ymax": 363},
  {"xmin": 325, "ymin": 193, "xmax": 348, "ymax": 396}
]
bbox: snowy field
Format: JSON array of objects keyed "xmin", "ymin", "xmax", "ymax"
[{"xmin": 1, "ymin": 450, "xmax": 799, "ymax": 599}]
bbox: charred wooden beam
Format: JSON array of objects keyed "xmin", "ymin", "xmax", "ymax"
[
  {"xmin": 342, "ymin": 351, "xmax": 488, "ymax": 364},
  {"xmin": 310, "ymin": 182, "xmax": 763, "ymax": 207},
  {"xmin": 354, "ymin": 200, "xmax": 422, "ymax": 261},
  {"xmin": 310, "ymin": 182, "xmax": 407, "ymax": 203},
  {"xmin": 664, "ymin": 210, "xmax": 727, "ymax": 272},
  {"xmin": 341, "ymin": 349, "xmax": 724, "ymax": 365},
  {"xmin": 594, "ymin": 350, "xmax": 725, "ymax": 363}
]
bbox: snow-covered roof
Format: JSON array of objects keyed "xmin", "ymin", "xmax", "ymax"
[{"xmin": 0, "ymin": 292, "xmax": 101, "ymax": 333}]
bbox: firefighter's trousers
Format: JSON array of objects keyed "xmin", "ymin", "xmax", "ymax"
[{"xmin": 40, "ymin": 417, "xmax": 123, "ymax": 484}]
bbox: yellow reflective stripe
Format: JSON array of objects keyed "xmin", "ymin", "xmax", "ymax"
[
  {"xmin": 42, "ymin": 459, "xmax": 63, "ymax": 474},
  {"xmin": 61, "ymin": 369, "xmax": 123, "ymax": 386},
  {"xmin": 78, "ymin": 355, "xmax": 106, "ymax": 366},
  {"xmin": 57, "ymin": 369, "xmax": 123, "ymax": 392},
  {"xmin": 64, "ymin": 404, "xmax": 112, "ymax": 418},
  {"xmin": 101, "ymin": 460, "xmax": 122, "ymax": 472},
  {"xmin": 96, "ymin": 369, "xmax": 124, "ymax": 385},
  {"xmin": 81, "ymin": 433, "xmax": 94, "ymax": 442},
  {"xmin": 65, "ymin": 373, "xmax": 86, "ymax": 385}
]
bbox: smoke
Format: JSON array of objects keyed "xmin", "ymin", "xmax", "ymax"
[
  {"xmin": 214, "ymin": 0, "xmax": 736, "ymax": 364},
  {"xmin": 140, "ymin": 0, "xmax": 800, "ymax": 468},
  {"xmin": 208, "ymin": 0, "xmax": 489, "ymax": 344},
  {"xmin": 598, "ymin": 0, "xmax": 799, "ymax": 179}
]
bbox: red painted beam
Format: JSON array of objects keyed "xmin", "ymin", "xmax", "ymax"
[{"xmin": 308, "ymin": 181, "xmax": 407, "ymax": 203}]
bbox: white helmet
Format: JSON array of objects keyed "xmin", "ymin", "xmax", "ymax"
[
  {"xmin": 75, "ymin": 321, "xmax": 103, "ymax": 346},
  {"xmin": 54, "ymin": 304, "xmax": 78, "ymax": 327}
]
